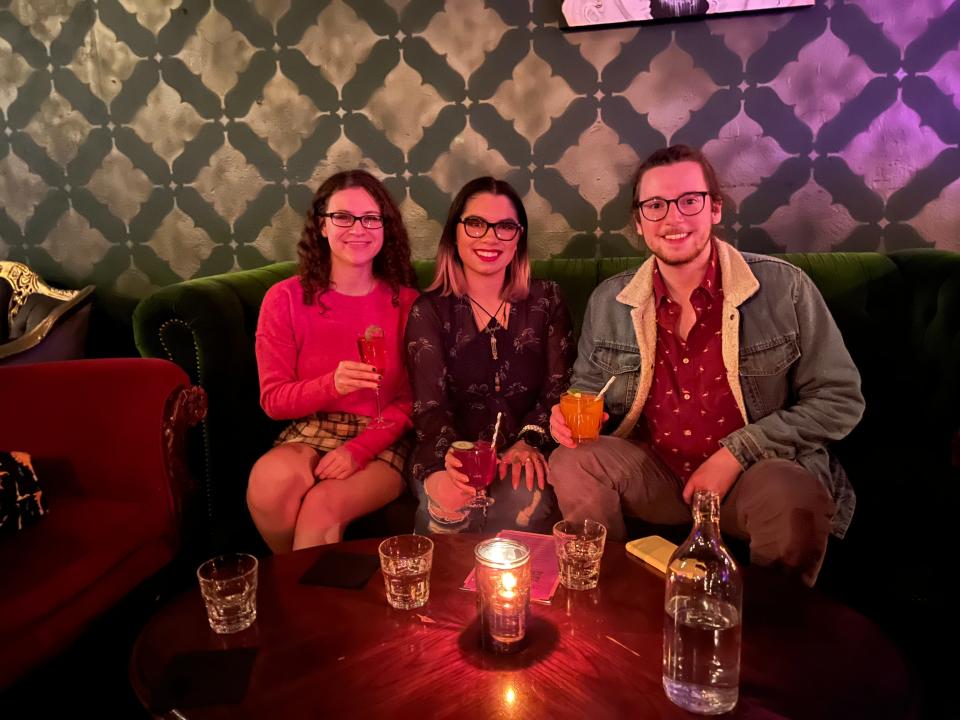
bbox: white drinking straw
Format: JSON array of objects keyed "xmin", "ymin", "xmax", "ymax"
[
  {"xmin": 596, "ymin": 375, "xmax": 617, "ymax": 399},
  {"xmin": 491, "ymin": 411, "xmax": 503, "ymax": 451}
]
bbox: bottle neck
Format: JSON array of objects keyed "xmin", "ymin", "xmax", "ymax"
[{"xmin": 691, "ymin": 490, "xmax": 721, "ymax": 535}]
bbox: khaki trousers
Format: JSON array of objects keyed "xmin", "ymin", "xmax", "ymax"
[{"xmin": 548, "ymin": 436, "xmax": 835, "ymax": 586}]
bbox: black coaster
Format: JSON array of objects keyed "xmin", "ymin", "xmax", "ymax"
[
  {"xmin": 151, "ymin": 647, "xmax": 257, "ymax": 712},
  {"xmin": 299, "ymin": 550, "xmax": 381, "ymax": 590}
]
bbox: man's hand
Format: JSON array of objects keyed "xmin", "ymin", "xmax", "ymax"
[
  {"xmin": 549, "ymin": 403, "xmax": 609, "ymax": 449},
  {"xmin": 549, "ymin": 403, "xmax": 576, "ymax": 448},
  {"xmin": 498, "ymin": 439, "xmax": 548, "ymax": 491},
  {"xmin": 314, "ymin": 446, "xmax": 358, "ymax": 480},
  {"xmin": 682, "ymin": 446, "xmax": 743, "ymax": 504}
]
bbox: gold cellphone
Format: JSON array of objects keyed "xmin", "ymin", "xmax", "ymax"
[{"xmin": 625, "ymin": 535, "xmax": 678, "ymax": 574}]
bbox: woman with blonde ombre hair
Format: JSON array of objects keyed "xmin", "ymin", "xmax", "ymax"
[{"xmin": 405, "ymin": 177, "xmax": 575, "ymax": 533}]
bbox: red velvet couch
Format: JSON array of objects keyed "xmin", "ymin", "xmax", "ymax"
[{"xmin": 0, "ymin": 359, "xmax": 205, "ymax": 688}]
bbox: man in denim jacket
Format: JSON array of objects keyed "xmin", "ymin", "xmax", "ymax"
[{"xmin": 548, "ymin": 145, "xmax": 863, "ymax": 586}]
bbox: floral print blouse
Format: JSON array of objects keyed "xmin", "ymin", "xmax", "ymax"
[{"xmin": 405, "ymin": 280, "xmax": 575, "ymax": 486}]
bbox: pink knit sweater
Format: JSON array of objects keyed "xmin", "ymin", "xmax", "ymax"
[{"xmin": 255, "ymin": 277, "xmax": 419, "ymax": 469}]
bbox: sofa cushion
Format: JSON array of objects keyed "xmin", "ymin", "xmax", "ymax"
[{"xmin": 0, "ymin": 495, "xmax": 175, "ymax": 637}]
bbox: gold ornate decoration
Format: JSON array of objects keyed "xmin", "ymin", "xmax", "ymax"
[
  {"xmin": 1, "ymin": 261, "xmax": 77, "ymax": 329},
  {"xmin": 0, "ymin": 261, "xmax": 95, "ymax": 359}
]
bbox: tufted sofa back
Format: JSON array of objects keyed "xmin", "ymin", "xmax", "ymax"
[{"xmin": 133, "ymin": 250, "xmax": 960, "ymax": 552}]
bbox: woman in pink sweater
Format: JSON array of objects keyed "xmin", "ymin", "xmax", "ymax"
[{"xmin": 248, "ymin": 170, "xmax": 418, "ymax": 552}]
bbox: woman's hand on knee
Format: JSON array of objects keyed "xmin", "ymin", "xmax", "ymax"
[
  {"xmin": 498, "ymin": 440, "xmax": 548, "ymax": 492},
  {"xmin": 314, "ymin": 447, "xmax": 357, "ymax": 480}
]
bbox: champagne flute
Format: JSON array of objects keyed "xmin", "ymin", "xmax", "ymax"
[{"xmin": 357, "ymin": 326, "xmax": 393, "ymax": 430}]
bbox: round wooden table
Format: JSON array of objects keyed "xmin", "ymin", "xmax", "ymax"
[{"xmin": 130, "ymin": 534, "xmax": 916, "ymax": 719}]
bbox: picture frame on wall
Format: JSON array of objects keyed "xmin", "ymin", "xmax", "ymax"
[{"xmin": 561, "ymin": 0, "xmax": 815, "ymax": 28}]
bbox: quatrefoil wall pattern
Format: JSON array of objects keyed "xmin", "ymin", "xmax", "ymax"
[{"xmin": 0, "ymin": 0, "xmax": 957, "ymax": 300}]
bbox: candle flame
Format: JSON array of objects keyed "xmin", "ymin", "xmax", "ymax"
[{"xmin": 502, "ymin": 572, "xmax": 517, "ymax": 591}]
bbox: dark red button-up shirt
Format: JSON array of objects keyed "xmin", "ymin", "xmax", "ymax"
[{"xmin": 644, "ymin": 241, "xmax": 745, "ymax": 482}]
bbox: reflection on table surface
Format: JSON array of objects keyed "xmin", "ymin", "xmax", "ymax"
[{"xmin": 130, "ymin": 534, "xmax": 917, "ymax": 720}]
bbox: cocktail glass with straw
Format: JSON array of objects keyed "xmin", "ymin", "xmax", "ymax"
[
  {"xmin": 561, "ymin": 376, "xmax": 616, "ymax": 443},
  {"xmin": 454, "ymin": 412, "xmax": 503, "ymax": 521}
]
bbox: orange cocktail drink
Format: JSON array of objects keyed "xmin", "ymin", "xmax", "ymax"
[{"xmin": 560, "ymin": 390, "xmax": 603, "ymax": 442}]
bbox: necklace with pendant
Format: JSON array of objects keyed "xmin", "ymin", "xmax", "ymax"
[{"xmin": 465, "ymin": 295, "xmax": 506, "ymax": 392}]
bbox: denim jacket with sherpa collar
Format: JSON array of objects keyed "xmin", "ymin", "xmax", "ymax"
[{"xmin": 570, "ymin": 239, "xmax": 864, "ymax": 538}]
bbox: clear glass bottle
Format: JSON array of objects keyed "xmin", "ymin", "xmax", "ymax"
[{"xmin": 662, "ymin": 490, "xmax": 743, "ymax": 715}]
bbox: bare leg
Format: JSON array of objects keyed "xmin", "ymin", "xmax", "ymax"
[
  {"xmin": 292, "ymin": 460, "xmax": 404, "ymax": 550},
  {"xmin": 246, "ymin": 443, "xmax": 319, "ymax": 554}
]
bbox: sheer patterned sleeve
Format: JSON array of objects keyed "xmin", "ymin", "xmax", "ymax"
[
  {"xmin": 405, "ymin": 295, "xmax": 457, "ymax": 485},
  {"xmin": 520, "ymin": 282, "xmax": 576, "ymax": 437}
]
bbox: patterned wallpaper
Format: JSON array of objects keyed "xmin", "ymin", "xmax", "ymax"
[{"xmin": 0, "ymin": 0, "xmax": 958, "ymax": 304}]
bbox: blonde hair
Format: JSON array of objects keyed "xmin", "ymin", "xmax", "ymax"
[{"xmin": 427, "ymin": 177, "xmax": 531, "ymax": 302}]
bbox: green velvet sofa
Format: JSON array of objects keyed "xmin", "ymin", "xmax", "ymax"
[{"xmin": 133, "ymin": 251, "xmax": 959, "ymax": 631}]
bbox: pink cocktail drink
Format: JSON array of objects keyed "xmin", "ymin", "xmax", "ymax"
[
  {"xmin": 452, "ymin": 440, "xmax": 497, "ymax": 510},
  {"xmin": 357, "ymin": 325, "xmax": 392, "ymax": 429},
  {"xmin": 357, "ymin": 335, "xmax": 387, "ymax": 374},
  {"xmin": 452, "ymin": 441, "xmax": 497, "ymax": 489}
]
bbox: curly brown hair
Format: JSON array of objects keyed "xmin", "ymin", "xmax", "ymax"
[{"xmin": 297, "ymin": 170, "xmax": 416, "ymax": 309}]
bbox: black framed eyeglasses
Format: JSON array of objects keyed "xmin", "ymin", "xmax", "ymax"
[
  {"xmin": 459, "ymin": 216, "xmax": 522, "ymax": 241},
  {"xmin": 634, "ymin": 191, "xmax": 711, "ymax": 222},
  {"xmin": 323, "ymin": 211, "xmax": 384, "ymax": 229}
]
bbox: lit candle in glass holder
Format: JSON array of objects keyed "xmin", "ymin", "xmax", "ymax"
[{"xmin": 474, "ymin": 538, "xmax": 531, "ymax": 654}]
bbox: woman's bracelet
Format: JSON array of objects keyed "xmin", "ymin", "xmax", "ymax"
[{"xmin": 517, "ymin": 424, "xmax": 549, "ymax": 449}]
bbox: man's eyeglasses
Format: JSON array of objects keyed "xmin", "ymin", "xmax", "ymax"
[
  {"xmin": 323, "ymin": 211, "xmax": 384, "ymax": 229},
  {"xmin": 634, "ymin": 191, "xmax": 711, "ymax": 222},
  {"xmin": 459, "ymin": 216, "xmax": 522, "ymax": 241}
]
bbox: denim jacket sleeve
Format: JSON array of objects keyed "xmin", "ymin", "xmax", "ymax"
[
  {"xmin": 570, "ymin": 276, "xmax": 640, "ymax": 429},
  {"xmin": 719, "ymin": 271, "xmax": 865, "ymax": 468}
]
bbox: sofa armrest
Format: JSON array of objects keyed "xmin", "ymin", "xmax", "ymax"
[
  {"xmin": 0, "ymin": 359, "xmax": 205, "ymax": 520},
  {"xmin": 132, "ymin": 263, "xmax": 294, "ymax": 548}
]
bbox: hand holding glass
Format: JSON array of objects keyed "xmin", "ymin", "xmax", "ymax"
[
  {"xmin": 451, "ymin": 440, "xmax": 497, "ymax": 509},
  {"xmin": 560, "ymin": 390, "xmax": 604, "ymax": 443}
]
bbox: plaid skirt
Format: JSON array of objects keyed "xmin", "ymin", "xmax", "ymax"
[{"xmin": 275, "ymin": 412, "xmax": 409, "ymax": 474}]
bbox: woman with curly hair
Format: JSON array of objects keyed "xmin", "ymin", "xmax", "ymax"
[
  {"xmin": 405, "ymin": 176, "xmax": 576, "ymax": 534},
  {"xmin": 248, "ymin": 169, "xmax": 418, "ymax": 552}
]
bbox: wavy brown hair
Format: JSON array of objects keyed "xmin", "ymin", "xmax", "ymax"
[{"xmin": 297, "ymin": 170, "xmax": 416, "ymax": 309}]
